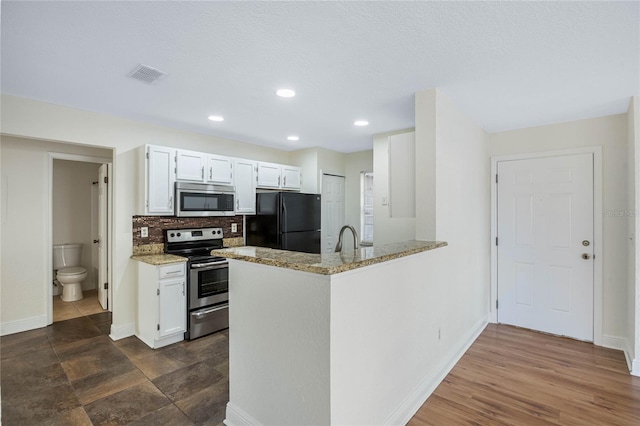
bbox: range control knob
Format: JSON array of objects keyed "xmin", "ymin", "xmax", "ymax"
[
  {"xmin": 170, "ymin": 233, "xmax": 175, "ymax": 238},
  {"xmin": 217, "ymin": 230, "xmax": 222, "ymax": 234},
  {"xmin": 177, "ymin": 232, "xmax": 181, "ymax": 237}
]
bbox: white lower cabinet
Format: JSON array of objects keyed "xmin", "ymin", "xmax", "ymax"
[{"xmin": 137, "ymin": 261, "xmax": 187, "ymax": 348}]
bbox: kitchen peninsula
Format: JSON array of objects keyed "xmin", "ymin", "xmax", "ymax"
[{"xmin": 212, "ymin": 240, "xmax": 458, "ymax": 426}]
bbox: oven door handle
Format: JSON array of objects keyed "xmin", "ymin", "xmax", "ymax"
[
  {"xmin": 190, "ymin": 261, "xmax": 228, "ymax": 269},
  {"xmin": 193, "ymin": 304, "xmax": 229, "ymax": 318}
]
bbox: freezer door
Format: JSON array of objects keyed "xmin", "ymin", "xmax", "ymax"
[
  {"xmin": 280, "ymin": 193, "xmax": 321, "ymax": 233},
  {"xmin": 281, "ymin": 231, "xmax": 321, "ymax": 254}
]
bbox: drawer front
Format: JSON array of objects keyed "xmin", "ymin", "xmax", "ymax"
[{"xmin": 158, "ymin": 263, "xmax": 185, "ymax": 279}]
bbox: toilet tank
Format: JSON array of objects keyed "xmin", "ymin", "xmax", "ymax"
[{"xmin": 53, "ymin": 243, "xmax": 83, "ymax": 269}]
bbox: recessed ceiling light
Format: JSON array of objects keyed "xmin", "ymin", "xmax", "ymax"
[
  {"xmin": 208, "ymin": 115, "xmax": 224, "ymax": 122},
  {"xmin": 276, "ymin": 89, "xmax": 296, "ymax": 98},
  {"xmin": 287, "ymin": 135, "xmax": 299, "ymax": 141},
  {"xmin": 354, "ymin": 120, "xmax": 369, "ymax": 126}
]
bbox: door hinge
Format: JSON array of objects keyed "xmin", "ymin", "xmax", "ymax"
[
  {"xmin": 496, "ymin": 299, "xmax": 499, "ymax": 309},
  {"xmin": 104, "ymin": 176, "xmax": 108, "ymax": 184},
  {"xmin": 103, "ymin": 282, "xmax": 108, "ymax": 290},
  {"xmin": 157, "ymin": 324, "xmax": 160, "ymax": 331},
  {"xmin": 146, "ymin": 152, "xmax": 149, "ymax": 160},
  {"xmin": 495, "ymin": 237, "xmax": 498, "ymax": 246},
  {"xmin": 157, "ymin": 289, "xmax": 160, "ymax": 296},
  {"xmin": 495, "ymin": 174, "xmax": 498, "ymax": 183},
  {"xmin": 146, "ymin": 200, "xmax": 149, "ymax": 208}
]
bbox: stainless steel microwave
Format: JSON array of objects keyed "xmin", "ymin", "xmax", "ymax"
[{"xmin": 175, "ymin": 182, "xmax": 235, "ymax": 217}]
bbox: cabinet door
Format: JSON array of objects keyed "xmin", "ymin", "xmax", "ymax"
[
  {"xmin": 281, "ymin": 165, "xmax": 301, "ymax": 190},
  {"xmin": 257, "ymin": 162, "xmax": 282, "ymax": 188},
  {"xmin": 176, "ymin": 149, "xmax": 206, "ymax": 182},
  {"xmin": 234, "ymin": 159, "xmax": 257, "ymax": 214},
  {"xmin": 158, "ymin": 276, "xmax": 186, "ymax": 337},
  {"xmin": 147, "ymin": 145, "xmax": 176, "ymax": 215},
  {"xmin": 207, "ymin": 155, "xmax": 234, "ymax": 184}
]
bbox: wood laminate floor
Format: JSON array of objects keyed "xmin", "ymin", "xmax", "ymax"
[{"xmin": 409, "ymin": 323, "xmax": 640, "ymax": 425}]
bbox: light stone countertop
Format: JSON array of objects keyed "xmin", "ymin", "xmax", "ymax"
[
  {"xmin": 211, "ymin": 240, "xmax": 447, "ymax": 275},
  {"xmin": 130, "ymin": 253, "xmax": 188, "ymax": 265}
]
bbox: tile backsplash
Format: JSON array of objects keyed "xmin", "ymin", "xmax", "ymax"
[{"xmin": 132, "ymin": 216, "xmax": 244, "ymax": 248}]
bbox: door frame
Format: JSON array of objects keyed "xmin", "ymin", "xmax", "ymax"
[
  {"xmin": 47, "ymin": 153, "xmax": 113, "ymax": 324},
  {"xmin": 490, "ymin": 146, "xmax": 603, "ymax": 346}
]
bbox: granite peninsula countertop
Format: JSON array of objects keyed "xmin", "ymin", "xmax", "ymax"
[
  {"xmin": 130, "ymin": 253, "xmax": 187, "ymax": 265},
  {"xmin": 211, "ymin": 240, "xmax": 447, "ymax": 275}
]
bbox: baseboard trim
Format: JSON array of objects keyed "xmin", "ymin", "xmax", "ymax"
[
  {"xmin": 384, "ymin": 315, "xmax": 489, "ymax": 426},
  {"xmin": 632, "ymin": 358, "xmax": 640, "ymax": 377},
  {"xmin": 601, "ymin": 334, "xmax": 634, "ymax": 373},
  {"xmin": 0, "ymin": 315, "xmax": 48, "ymax": 336},
  {"xmin": 224, "ymin": 401, "xmax": 263, "ymax": 426},
  {"xmin": 109, "ymin": 322, "xmax": 135, "ymax": 341}
]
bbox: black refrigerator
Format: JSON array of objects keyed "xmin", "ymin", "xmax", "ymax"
[{"xmin": 246, "ymin": 192, "xmax": 321, "ymax": 254}]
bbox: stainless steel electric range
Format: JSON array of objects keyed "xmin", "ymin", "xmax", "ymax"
[{"xmin": 164, "ymin": 227, "xmax": 228, "ymax": 340}]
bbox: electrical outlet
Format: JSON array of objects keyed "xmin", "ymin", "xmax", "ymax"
[
  {"xmin": 231, "ymin": 223, "xmax": 238, "ymax": 233},
  {"xmin": 141, "ymin": 227, "xmax": 149, "ymax": 238}
]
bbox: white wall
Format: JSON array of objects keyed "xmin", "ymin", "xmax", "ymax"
[
  {"xmin": 344, "ymin": 150, "xmax": 373, "ymax": 248},
  {"xmin": 0, "ymin": 94, "xmax": 290, "ymax": 336},
  {"xmin": 490, "ymin": 113, "xmax": 629, "ymax": 342},
  {"xmin": 53, "ymin": 159, "xmax": 101, "ymax": 291},
  {"xmin": 373, "ymin": 129, "xmax": 417, "ymax": 245},
  {"xmin": 629, "ymin": 96, "xmax": 640, "ymax": 375},
  {"xmin": 289, "ymin": 148, "xmax": 318, "ymax": 193},
  {"xmin": 413, "ymin": 88, "xmax": 491, "ymax": 381},
  {"xmin": 0, "ymin": 136, "xmax": 111, "ymax": 333}
]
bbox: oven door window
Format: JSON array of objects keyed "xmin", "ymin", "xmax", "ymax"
[{"xmin": 196, "ymin": 266, "xmax": 228, "ymax": 298}]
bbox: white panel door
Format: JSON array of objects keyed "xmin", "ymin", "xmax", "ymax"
[
  {"xmin": 97, "ymin": 164, "xmax": 108, "ymax": 309},
  {"xmin": 257, "ymin": 162, "xmax": 282, "ymax": 188},
  {"xmin": 176, "ymin": 149, "xmax": 206, "ymax": 182},
  {"xmin": 159, "ymin": 277, "xmax": 186, "ymax": 337},
  {"xmin": 234, "ymin": 159, "xmax": 257, "ymax": 214},
  {"xmin": 147, "ymin": 145, "xmax": 176, "ymax": 215},
  {"xmin": 207, "ymin": 154, "xmax": 233, "ymax": 184},
  {"xmin": 497, "ymin": 154, "xmax": 594, "ymax": 341},
  {"xmin": 281, "ymin": 166, "xmax": 301, "ymax": 190},
  {"xmin": 321, "ymin": 174, "xmax": 345, "ymax": 253}
]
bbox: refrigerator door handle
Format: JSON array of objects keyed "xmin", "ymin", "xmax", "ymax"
[{"xmin": 281, "ymin": 198, "xmax": 288, "ymax": 233}]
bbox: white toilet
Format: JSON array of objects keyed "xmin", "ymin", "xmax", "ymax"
[{"xmin": 53, "ymin": 243, "xmax": 87, "ymax": 302}]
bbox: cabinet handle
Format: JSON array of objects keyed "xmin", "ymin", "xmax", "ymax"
[
  {"xmin": 283, "ymin": 176, "xmax": 287, "ymax": 186},
  {"xmin": 169, "ymin": 196, "xmax": 173, "ymax": 209},
  {"xmin": 278, "ymin": 175, "xmax": 281, "ymax": 186},
  {"xmin": 209, "ymin": 167, "xmax": 212, "ymax": 180},
  {"xmin": 164, "ymin": 270, "xmax": 181, "ymax": 275},
  {"xmin": 201, "ymin": 166, "xmax": 205, "ymax": 180},
  {"xmin": 182, "ymin": 282, "xmax": 185, "ymax": 296},
  {"xmin": 236, "ymin": 199, "xmax": 239, "ymax": 209}
]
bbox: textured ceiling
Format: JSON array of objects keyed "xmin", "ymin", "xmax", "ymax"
[{"xmin": 1, "ymin": 1, "xmax": 638, "ymax": 153}]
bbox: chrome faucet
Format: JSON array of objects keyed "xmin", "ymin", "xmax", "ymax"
[{"xmin": 334, "ymin": 225, "xmax": 359, "ymax": 252}]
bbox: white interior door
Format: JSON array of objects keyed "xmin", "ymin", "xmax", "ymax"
[
  {"xmin": 497, "ymin": 154, "xmax": 594, "ymax": 341},
  {"xmin": 98, "ymin": 164, "xmax": 108, "ymax": 310},
  {"xmin": 321, "ymin": 174, "xmax": 345, "ymax": 253}
]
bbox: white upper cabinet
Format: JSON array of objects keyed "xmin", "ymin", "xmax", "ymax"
[
  {"xmin": 176, "ymin": 149, "xmax": 207, "ymax": 182},
  {"xmin": 281, "ymin": 165, "xmax": 301, "ymax": 190},
  {"xmin": 257, "ymin": 162, "xmax": 301, "ymax": 190},
  {"xmin": 234, "ymin": 158, "xmax": 257, "ymax": 214},
  {"xmin": 257, "ymin": 162, "xmax": 282, "ymax": 188},
  {"xmin": 207, "ymin": 154, "xmax": 234, "ymax": 185},
  {"xmin": 144, "ymin": 145, "xmax": 176, "ymax": 215}
]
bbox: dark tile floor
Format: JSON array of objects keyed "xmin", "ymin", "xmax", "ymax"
[{"xmin": 0, "ymin": 313, "xmax": 229, "ymax": 425}]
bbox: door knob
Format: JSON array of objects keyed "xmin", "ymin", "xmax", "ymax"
[
  {"xmin": 93, "ymin": 239, "xmax": 100, "ymax": 244},
  {"xmin": 582, "ymin": 253, "xmax": 591, "ymax": 260}
]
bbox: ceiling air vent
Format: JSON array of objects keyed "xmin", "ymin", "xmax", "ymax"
[{"xmin": 128, "ymin": 64, "xmax": 166, "ymax": 84}]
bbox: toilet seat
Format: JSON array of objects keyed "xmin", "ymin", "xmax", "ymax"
[{"xmin": 58, "ymin": 266, "xmax": 87, "ymax": 276}]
